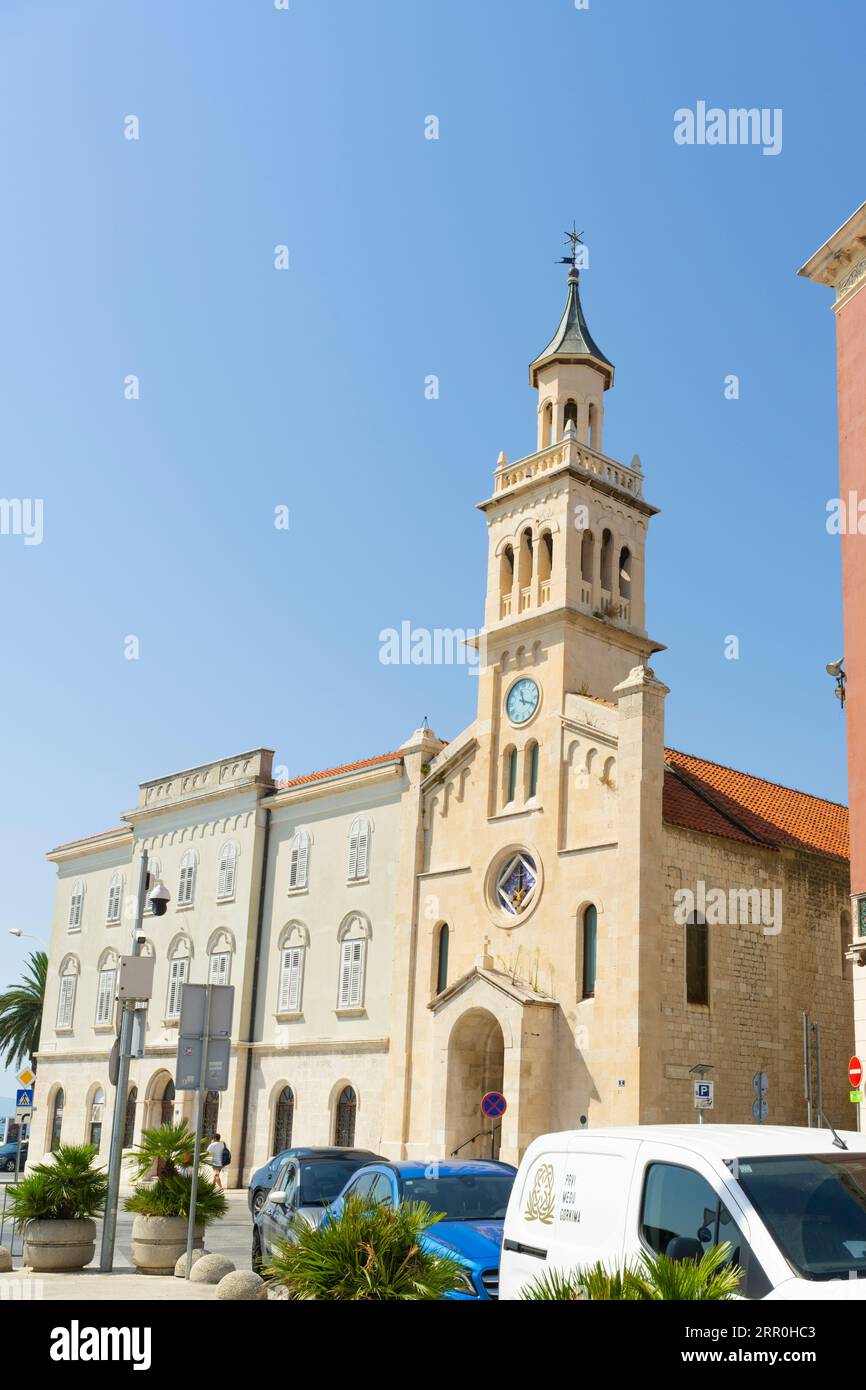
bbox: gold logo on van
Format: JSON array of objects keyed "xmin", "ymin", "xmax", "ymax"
[{"xmin": 524, "ymin": 1162, "xmax": 555, "ymax": 1224}]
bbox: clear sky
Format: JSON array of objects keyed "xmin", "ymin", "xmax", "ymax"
[{"xmin": 0, "ymin": 0, "xmax": 861, "ymax": 1094}]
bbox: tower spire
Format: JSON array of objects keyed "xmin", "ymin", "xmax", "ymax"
[{"xmin": 530, "ymin": 228, "xmax": 614, "ymax": 389}]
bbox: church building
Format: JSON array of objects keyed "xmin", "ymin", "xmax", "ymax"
[{"xmin": 31, "ymin": 262, "xmax": 854, "ymax": 1180}]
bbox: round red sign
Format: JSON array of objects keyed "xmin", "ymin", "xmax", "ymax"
[{"xmin": 849, "ymin": 1056, "xmax": 862, "ymax": 1088}]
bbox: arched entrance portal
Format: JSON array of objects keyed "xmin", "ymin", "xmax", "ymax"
[{"xmin": 445, "ymin": 1009, "xmax": 505, "ymax": 1160}]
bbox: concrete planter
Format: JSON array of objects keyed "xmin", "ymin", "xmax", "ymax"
[
  {"xmin": 131, "ymin": 1215, "xmax": 204, "ymax": 1275},
  {"xmin": 23, "ymin": 1218, "xmax": 96, "ymax": 1272}
]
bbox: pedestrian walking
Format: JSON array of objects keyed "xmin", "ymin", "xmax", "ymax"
[{"xmin": 207, "ymin": 1132, "xmax": 229, "ymax": 1189}]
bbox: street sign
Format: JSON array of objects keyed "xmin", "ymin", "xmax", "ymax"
[
  {"xmin": 752, "ymin": 1097, "xmax": 768, "ymax": 1122},
  {"xmin": 481, "ymin": 1091, "xmax": 507, "ymax": 1119},
  {"xmin": 850, "ymin": 1057, "xmax": 863, "ymax": 1089},
  {"xmin": 16, "ymin": 1068, "xmax": 35, "ymax": 1088},
  {"xmin": 175, "ymin": 984, "xmax": 235, "ymax": 1091},
  {"xmin": 15, "ymin": 1087, "xmax": 33, "ymax": 1121},
  {"xmin": 851, "ymin": 1089, "xmax": 863, "ymax": 1104},
  {"xmin": 694, "ymin": 1080, "xmax": 714, "ymax": 1109},
  {"xmin": 752, "ymin": 1071, "xmax": 768, "ymax": 1094}
]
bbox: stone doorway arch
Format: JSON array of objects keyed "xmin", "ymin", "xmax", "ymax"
[{"xmin": 445, "ymin": 1008, "xmax": 505, "ymax": 1160}]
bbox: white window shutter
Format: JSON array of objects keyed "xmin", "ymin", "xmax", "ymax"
[
  {"xmin": 167, "ymin": 958, "xmax": 188, "ymax": 1018},
  {"xmin": 95, "ymin": 969, "xmax": 114, "ymax": 1024},
  {"xmin": 178, "ymin": 856, "xmax": 195, "ymax": 906},
  {"xmin": 339, "ymin": 939, "xmax": 364, "ymax": 1008},
  {"xmin": 278, "ymin": 947, "xmax": 302, "ymax": 1012},
  {"xmin": 356, "ymin": 822, "xmax": 369, "ymax": 878},
  {"xmin": 218, "ymin": 844, "xmax": 237, "ymax": 899},
  {"xmin": 69, "ymin": 882, "xmax": 83, "ymax": 929},
  {"xmin": 348, "ymin": 824, "xmax": 359, "ymax": 880},
  {"xmin": 57, "ymin": 974, "xmax": 76, "ymax": 1028},
  {"xmin": 107, "ymin": 876, "xmax": 122, "ymax": 923},
  {"xmin": 209, "ymin": 952, "xmax": 230, "ymax": 987},
  {"xmin": 289, "ymin": 832, "xmax": 309, "ymax": 890}
]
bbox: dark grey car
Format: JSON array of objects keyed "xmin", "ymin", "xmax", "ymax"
[{"xmin": 251, "ymin": 1148, "xmax": 384, "ymax": 1271}]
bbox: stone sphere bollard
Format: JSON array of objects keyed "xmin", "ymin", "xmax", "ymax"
[
  {"xmin": 174, "ymin": 1248, "xmax": 207, "ymax": 1277},
  {"xmin": 215, "ymin": 1270, "xmax": 268, "ymax": 1301},
  {"xmin": 0, "ymin": 1247, "xmax": 12, "ymax": 1273},
  {"xmin": 189, "ymin": 1253, "xmax": 236, "ymax": 1285}
]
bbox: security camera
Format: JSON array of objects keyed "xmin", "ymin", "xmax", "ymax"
[{"xmin": 148, "ymin": 880, "xmax": 171, "ymax": 917}]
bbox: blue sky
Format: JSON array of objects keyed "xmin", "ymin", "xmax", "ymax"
[{"xmin": 0, "ymin": 0, "xmax": 861, "ymax": 1093}]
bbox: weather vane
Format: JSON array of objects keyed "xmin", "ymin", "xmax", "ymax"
[{"xmin": 558, "ymin": 222, "xmax": 585, "ymax": 269}]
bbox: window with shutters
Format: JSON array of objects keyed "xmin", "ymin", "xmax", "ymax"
[
  {"xmin": 95, "ymin": 967, "xmax": 116, "ymax": 1026},
  {"xmin": 106, "ymin": 871, "xmax": 123, "ymax": 924},
  {"xmin": 338, "ymin": 938, "xmax": 366, "ymax": 1009},
  {"xmin": 217, "ymin": 842, "xmax": 238, "ymax": 900},
  {"xmin": 166, "ymin": 958, "xmax": 189, "ymax": 1019},
  {"xmin": 56, "ymin": 972, "xmax": 77, "ymax": 1029},
  {"xmin": 209, "ymin": 951, "xmax": 231, "ymax": 987},
  {"xmin": 68, "ymin": 879, "xmax": 84, "ymax": 931},
  {"xmin": 278, "ymin": 947, "xmax": 304, "ymax": 1014},
  {"xmin": 177, "ymin": 850, "xmax": 196, "ymax": 907},
  {"xmin": 347, "ymin": 817, "xmax": 370, "ymax": 882},
  {"xmin": 288, "ymin": 830, "xmax": 310, "ymax": 891}
]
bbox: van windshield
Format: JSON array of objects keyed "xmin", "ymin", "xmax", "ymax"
[{"xmin": 735, "ymin": 1153, "xmax": 866, "ymax": 1280}]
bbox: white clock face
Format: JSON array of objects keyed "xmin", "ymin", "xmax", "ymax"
[{"xmin": 506, "ymin": 677, "xmax": 540, "ymax": 725}]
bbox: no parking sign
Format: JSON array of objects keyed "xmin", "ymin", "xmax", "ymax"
[{"xmin": 481, "ymin": 1091, "xmax": 507, "ymax": 1119}]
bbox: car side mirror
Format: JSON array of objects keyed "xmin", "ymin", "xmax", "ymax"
[
  {"xmin": 270, "ymin": 1190, "xmax": 287, "ymax": 1205},
  {"xmin": 666, "ymin": 1236, "xmax": 705, "ymax": 1263}
]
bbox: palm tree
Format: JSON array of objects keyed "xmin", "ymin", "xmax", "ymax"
[
  {"xmin": 523, "ymin": 1242, "xmax": 743, "ymax": 1301},
  {"xmin": 0, "ymin": 951, "xmax": 46, "ymax": 1072}
]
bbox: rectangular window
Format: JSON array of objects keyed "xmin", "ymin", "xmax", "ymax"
[
  {"xmin": 686, "ymin": 918, "xmax": 709, "ymax": 1005},
  {"xmin": 68, "ymin": 890, "xmax": 83, "ymax": 931},
  {"xmin": 95, "ymin": 968, "xmax": 115, "ymax": 1025},
  {"xmin": 528, "ymin": 742, "xmax": 539, "ymax": 798},
  {"xmin": 278, "ymin": 947, "xmax": 303, "ymax": 1013},
  {"xmin": 106, "ymin": 881, "xmax": 122, "ymax": 923},
  {"xmin": 338, "ymin": 939, "xmax": 365, "ymax": 1009},
  {"xmin": 178, "ymin": 864, "xmax": 195, "ymax": 906},
  {"xmin": 166, "ymin": 958, "xmax": 189, "ymax": 1019},
  {"xmin": 56, "ymin": 974, "xmax": 77, "ymax": 1029},
  {"xmin": 208, "ymin": 952, "xmax": 231, "ymax": 987},
  {"xmin": 507, "ymin": 749, "xmax": 517, "ymax": 803}
]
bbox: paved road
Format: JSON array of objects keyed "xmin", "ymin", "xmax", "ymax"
[{"xmin": 1, "ymin": 1188, "xmax": 254, "ymax": 1273}]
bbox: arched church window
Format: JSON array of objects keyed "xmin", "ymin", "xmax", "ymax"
[
  {"xmin": 619, "ymin": 547, "xmax": 632, "ymax": 594},
  {"xmin": 500, "ymin": 544, "xmax": 514, "ymax": 597},
  {"xmin": 564, "ymin": 399, "xmax": 578, "ymax": 431},
  {"xmin": 273, "ymin": 1086, "xmax": 295, "ymax": 1152},
  {"xmin": 588, "ymin": 401, "xmax": 598, "ymax": 449},
  {"xmin": 582, "ymin": 904, "xmax": 598, "ymax": 998},
  {"xmin": 686, "ymin": 913, "xmax": 709, "ymax": 1006},
  {"xmin": 435, "ymin": 924, "xmax": 449, "ymax": 995},
  {"xmin": 504, "ymin": 746, "xmax": 518, "ymax": 805},
  {"xmin": 124, "ymin": 1086, "xmax": 138, "ymax": 1148},
  {"xmin": 600, "ymin": 529, "xmax": 613, "ymax": 592},
  {"xmin": 49, "ymin": 1088, "xmax": 64, "ymax": 1152},
  {"xmin": 334, "ymin": 1086, "xmax": 357, "ymax": 1147},
  {"xmin": 581, "ymin": 529, "xmax": 594, "ymax": 584},
  {"xmin": 518, "ymin": 529, "xmax": 533, "ymax": 594},
  {"xmin": 526, "ymin": 741, "xmax": 539, "ymax": 800},
  {"xmin": 539, "ymin": 532, "xmax": 553, "ymax": 584},
  {"xmin": 542, "ymin": 401, "xmax": 553, "ymax": 448}
]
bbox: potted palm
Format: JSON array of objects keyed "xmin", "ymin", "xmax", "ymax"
[
  {"xmin": 264, "ymin": 1195, "xmax": 467, "ymax": 1300},
  {"xmin": 6, "ymin": 1143, "xmax": 107, "ymax": 1271},
  {"xmin": 124, "ymin": 1121, "xmax": 227, "ymax": 1274}
]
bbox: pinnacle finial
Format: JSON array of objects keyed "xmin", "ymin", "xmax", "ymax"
[{"xmin": 557, "ymin": 222, "xmax": 585, "ymax": 271}]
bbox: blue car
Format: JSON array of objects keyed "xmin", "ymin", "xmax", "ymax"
[
  {"xmin": 247, "ymin": 1145, "xmax": 381, "ymax": 1217},
  {"xmin": 327, "ymin": 1159, "xmax": 515, "ymax": 1299}
]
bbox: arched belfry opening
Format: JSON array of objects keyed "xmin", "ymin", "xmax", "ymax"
[{"xmin": 445, "ymin": 1009, "xmax": 505, "ymax": 1159}]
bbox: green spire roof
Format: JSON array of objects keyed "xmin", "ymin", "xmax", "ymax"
[{"xmin": 530, "ymin": 267, "xmax": 614, "ymax": 388}]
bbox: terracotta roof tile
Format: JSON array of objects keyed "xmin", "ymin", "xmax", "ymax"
[
  {"xmin": 664, "ymin": 748, "xmax": 849, "ymax": 861},
  {"xmin": 50, "ymin": 826, "xmax": 129, "ymax": 852},
  {"xmin": 276, "ymin": 750, "xmax": 403, "ymax": 790}
]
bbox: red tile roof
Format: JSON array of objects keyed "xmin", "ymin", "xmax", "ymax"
[
  {"xmin": 275, "ymin": 750, "xmax": 404, "ymax": 790},
  {"xmin": 664, "ymin": 748, "xmax": 849, "ymax": 861},
  {"xmin": 50, "ymin": 826, "xmax": 130, "ymax": 852}
]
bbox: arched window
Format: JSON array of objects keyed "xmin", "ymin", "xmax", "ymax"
[
  {"xmin": 581, "ymin": 529, "xmax": 594, "ymax": 584},
  {"xmin": 56, "ymin": 956, "xmax": 79, "ymax": 1029},
  {"xmin": 277, "ymin": 924, "xmax": 307, "ymax": 1014},
  {"xmin": 588, "ymin": 401, "xmax": 598, "ymax": 449},
  {"xmin": 526, "ymin": 741, "xmax": 539, "ymax": 799},
  {"xmin": 159, "ymin": 1079, "xmax": 175, "ymax": 1127},
  {"xmin": 582, "ymin": 905, "xmax": 598, "ymax": 998},
  {"xmin": 619, "ymin": 547, "xmax": 632, "ymax": 599},
  {"xmin": 436, "ymin": 924, "xmax": 450, "ymax": 995},
  {"xmin": 95, "ymin": 950, "xmax": 117, "ymax": 1027},
  {"xmin": 208, "ymin": 947, "xmax": 231, "ymax": 987},
  {"xmin": 177, "ymin": 849, "xmax": 197, "ymax": 907},
  {"xmin": 273, "ymin": 1086, "xmax": 295, "ymax": 1153},
  {"xmin": 68, "ymin": 878, "xmax": 84, "ymax": 931},
  {"xmin": 542, "ymin": 400, "xmax": 553, "ymax": 448},
  {"xmin": 288, "ymin": 830, "xmax": 310, "ymax": 890},
  {"xmin": 334, "ymin": 1086, "xmax": 357, "ymax": 1147},
  {"xmin": 347, "ymin": 817, "xmax": 370, "ymax": 881},
  {"xmin": 202, "ymin": 1091, "xmax": 219, "ymax": 1141},
  {"xmin": 166, "ymin": 937, "xmax": 192, "ymax": 1020},
  {"xmin": 564, "ymin": 399, "xmax": 578, "ymax": 431},
  {"xmin": 503, "ymin": 746, "xmax": 518, "ymax": 804},
  {"xmin": 538, "ymin": 531, "xmax": 553, "ymax": 586},
  {"xmin": 123, "ymin": 1086, "xmax": 138, "ymax": 1148},
  {"xmin": 106, "ymin": 871, "xmax": 123, "ymax": 924},
  {"xmin": 338, "ymin": 915, "xmax": 370, "ymax": 1010},
  {"xmin": 49, "ymin": 1089, "xmax": 64, "ymax": 1152},
  {"xmin": 499, "ymin": 544, "xmax": 514, "ymax": 597},
  {"xmin": 686, "ymin": 912, "xmax": 709, "ymax": 1006},
  {"xmin": 217, "ymin": 842, "xmax": 238, "ymax": 900},
  {"xmin": 518, "ymin": 528, "xmax": 533, "ymax": 594},
  {"xmin": 89, "ymin": 1087, "xmax": 105, "ymax": 1149},
  {"xmin": 600, "ymin": 529, "xmax": 613, "ymax": 592}
]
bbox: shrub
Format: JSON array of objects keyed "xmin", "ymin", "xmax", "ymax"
[
  {"xmin": 123, "ymin": 1122, "xmax": 227, "ymax": 1226},
  {"xmin": 5, "ymin": 1144, "xmax": 107, "ymax": 1223},
  {"xmin": 522, "ymin": 1242, "xmax": 743, "ymax": 1301},
  {"xmin": 265, "ymin": 1196, "xmax": 468, "ymax": 1301}
]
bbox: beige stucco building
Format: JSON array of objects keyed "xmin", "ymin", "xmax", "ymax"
[{"xmin": 31, "ymin": 263, "xmax": 854, "ymax": 1182}]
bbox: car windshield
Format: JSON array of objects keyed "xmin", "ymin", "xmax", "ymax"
[
  {"xmin": 401, "ymin": 1173, "xmax": 514, "ymax": 1221},
  {"xmin": 299, "ymin": 1160, "xmax": 369, "ymax": 1206},
  {"xmin": 735, "ymin": 1153, "xmax": 866, "ymax": 1280}
]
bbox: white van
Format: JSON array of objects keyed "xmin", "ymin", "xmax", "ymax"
[{"xmin": 500, "ymin": 1125, "xmax": 866, "ymax": 1300}]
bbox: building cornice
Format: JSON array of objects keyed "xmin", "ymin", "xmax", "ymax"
[
  {"xmin": 798, "ymin": 200, "xmax": 866, "ymax": 310},
  {"xmin": 262, "ymin": 760, "xmax": 404, "ymax": 809},
  {"xmin": 47, "ymin": 827, "xmax": 134, "ymax": 864}
]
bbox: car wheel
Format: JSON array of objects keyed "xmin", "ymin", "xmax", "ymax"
[
  {"xmin": 253, "ymin": 1189, "xmax": 266, "ymax": 1217},
  {"xmin": 252, "ymin": 1229, "xmax": 263, "ymax": 1275},
  {"xmin": 4, "ymin": 1160, "xmax": 14, "ymax": 1172}
]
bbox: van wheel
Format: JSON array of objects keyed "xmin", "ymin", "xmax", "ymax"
[{"xmin": 252, "ymin": 1229, "xmax": 263, "ymax": 1275}]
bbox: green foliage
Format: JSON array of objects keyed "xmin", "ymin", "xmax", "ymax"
[
  {"xmin": 122, "ymin": 1122, "xmax": 228, "ymax": 1226},
  {"xmin": 264, "ymin": 1195, "xmax": 468, "ymax": 1301},
  {"xmin": 0, "ymin": 950, "xmax": 46, "ymax": 1071},
  {"xmin": 6, "ymin": 1144, "xmax": 107, "ymax": 1223},
  {"xmin": 124, "ymin": 1172, "xmax": 227, "ymax": 1225},
  {"xmin": 522, "ymin": 1242, "xmax": 743, "ymax": 1302}
]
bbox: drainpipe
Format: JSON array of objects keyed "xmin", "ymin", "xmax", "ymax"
[{"xmin": 236, "ymin": 807, "xmax": 271, "ymax": 1187}]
